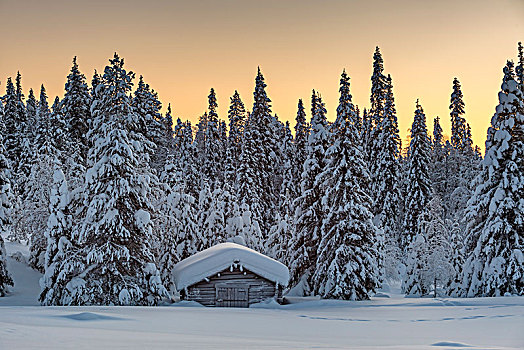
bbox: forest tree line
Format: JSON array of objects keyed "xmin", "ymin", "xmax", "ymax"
[{"xmin": 0, "ymin": 43, "xmax": 522, "ymax": 304}]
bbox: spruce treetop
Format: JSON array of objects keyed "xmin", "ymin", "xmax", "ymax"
[
  {"xmin": 208, "ymin": 88, "xmax": 218, "ymax": 120},
  {"xmin": 253, "ymin": 67, "xmax": 272, "ymax": 115},
  {"xmin": 335, "ymin": 69, "xmax": 355, "ymax": 129},
  {"xmin": 450, "ymin": 77, "xmax": 468, "ymax": 150},
  {"xmin": 294, "ymin": 98, "xmax": 308, "ymax": 142},
  {"xmin": 516, "ymin": 42, "xmax": 523, "ymax": 89},
  {"xmin": 15, "ymin": 71, "xmax": 24, "ymax": 102}
]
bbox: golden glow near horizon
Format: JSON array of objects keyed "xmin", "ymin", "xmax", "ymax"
[{"xmin": 1, "ymin": 0, "xmax": 523, "ymax": 150}]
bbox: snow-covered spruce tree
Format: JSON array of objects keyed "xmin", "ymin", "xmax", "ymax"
[
  {"xmin": 61, "ymin": 56, "xmax": 91, "ymax": 186},
  {"xmin": 69, "ymin": 54, "xmax": 167, "ymax": 305},
  {"xmin": 361, "ymin": 108, "xmax": 371, "ymax": 148},
  {"xmin": 266, "ymin": 185, "xmax": 294, "ymax": 263},
  {"xmin": 50, "ymin": 96, "xmax": 68, "ymax": 162},
  {"xmin": 267, "ymin": 121, "xmax": 295, "ymax": 262},
  {"xmin": 196, "ymin": 180, "xmax": 226, "ymax": 251},
  {"xmin": 370, "ymin": 75, "xmax": 402, "ymax": 262},
  {"xmin": 18, "ymin": 88, "xmax": 38, "ymax": 180},
  {"xmin": 34, "ymin": 85, "xmax": 51, "ymax": 154},
  {"xmin": 10, "ymin": 84, "xmax": 51, "ymax": 246},
  {"xmin": 406, "ymin": 194, "xmax": 453, "ymax": 297},
  {"xmin": 370, "ymin": 47, "xmax": 387, "ymax": 128},
  {"xmin": 89, "ymin": 70, "xmax": 102, "ymax": 123},
  {"xmin": 162, "ymin": 103, "xmax": 175, "ymax": 151},
  {"xmin": 269, "ymin": 114, "xmax": 288, "ymax": 198},
  {"xmin": 25, "ymin": 153, "xmax": 55, "ymax": 272},
  {"xmin": 2, "ymin": 78, "xmax": 22, "ymax": 180},
  {"xmin": 173, "ymin": 118, "xmax": 200, "ymax": 200},
  {"xmin": 402, "ymin": 232, "xmax": 428, "ymax": 296},
  {"xmin": 365, "ymin": 46, "xmax": 388, "ymax": 164},
  {"xmin": 430, "ymin": 116, "xmax": 447, "ymax": 197},
  {"xmin": 25, "ymin": 88, "xmax": 38, "ymax": 139},
  {"xmin": 402, "ymin": 100, "xmax": 432, "ymax": 252},
  {"xmin": 225, "ymin": 91, "xmax": 246, "ymax": 185},
  {"xmin": 291, "ymin": 99, "xmax": 309, "ymax": 199},
  {"xmin": 200, "ymin": 88, "xmax": 225, "ymax": 188},
  {"xmin": 516, "ymin": 42, "xmax": 523, "ymax": 91},
  {"xmin": 27, "ymin": 92, "xmax": 68, "ymax": 272},
  {"xmin": 456, "ymin": 61, "xmax": 523, "ymax": 297},
  {"xmin": 445, "ymin": 78, "xmax": 480, "ymax": 223},
  {"xmin": 218, "ymin": 119, "xmax": 228, "ymax": 178},
  {"xmin": 446, "ymin": 219, "xmax": 464, "ymax": 295},
  {"xmin": 450, "ymin": 78, "xmax": 467, "ymax": 151},
  {"xmin": 0, "ymin": 234, "xmax": 12, "ymax": 296},
  {"xmin": 288, "ymin": 90, "xmax": 330, "ymax": 294},
  {"xmin": 132, "ymin": 75, "xmax": 167, "ymax": 173},
  {"xmin": 313, "ymin": 76, "xmax": 380, "ymax": 300},
  {"xmin": 236, "ymin": 68, "xmax": 277, "ymax": 244},
  {"xmin": 0, "ymin": 117, "xmax": 14, "ymax": 296},
  {"xmin": 156, "ymin": 155, "xmax": 198, "ymax": 295},
  {"xmin": 13, "ymin": 72, "xmax": 29, "ymax": 181},
  {"xmin": 39, "ymin": 162, "xmax": 72, "ymax": 305}
]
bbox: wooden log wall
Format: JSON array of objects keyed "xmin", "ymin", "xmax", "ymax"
[{"xmin": 182, "ymin": 267, "xmax": 281, "ymax": 307}]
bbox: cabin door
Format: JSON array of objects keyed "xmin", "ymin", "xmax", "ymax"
[{"xmin": 215, "ymin": 285, "xmax": 249, "ymax": 308}]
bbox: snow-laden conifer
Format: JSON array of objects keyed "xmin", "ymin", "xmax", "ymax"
[
  {"xmin": 0, "ymin": 114, "xmax": 14, "ymax": 295},
  {"xmin": 370, "ymin": 75, "xmax": 402, "ymax": 253},
  {"xmin": 236, "ymin": 68, "xmax": 276, "ymax": 243},
  {"xmin": 313, "ymin": 73, "xmax": 380, "ymax": 300},
  {"xmin": 403, "ymin": 194, "xmax": 453, "ymax": 296},
  {"xmin": 456, "ymin": 61, "xmax": 523, "ymax": 297},
  {"xmin": 27, "ymin": 92, "xmax": 67, "ymax": 271},
  {"xmin": 25, "ymin": 88, "xmax": 38, "ymax": 139},
  {"xmin": 2, "ymin": 78, "xmax": 22, "ymax": 179},
  {"xmin": 288, "ymin": 90, "xmax": 330, "ymax": 293},
  {"xmin": 402, "ymin": 100, "xmax": 432, "ymax": 251},
  {"xmin": 366, "ymin": 47, "xmax": 388, "ymax": 164},
  {"xmin": 132, "ymin": 75, "xmax": 167, "ymax": 172},
  {"xmin": 172, "ymin": 118, "xmax": 200, "ymax": 199},
  {"xmin": 450, "ymin": 78, "xmax": 467, "ymax": 151},
  {"xmin": 61, "ymin": 56, "xmax": 91, "ymax": 185},
  {"xmin": 69, "ymin": 54, "xmax": 167, "ymax": 305},
  {"xmin": 156, "ymin": 155, "xmax": 197, "ymax": 296},
  {"xmin": 517, "ymin": 42, "xmax": 523, "ymax": 91},
  {"xmin": 225, "ymin": 91, "xmax": 246, "ymax": 185},
  {"xmin": 196, "ymin": 180, "xmax": 225, "ymax": 251},
  {"xmin": 199, "ymin": 88, "xmax": 224, "ymax": 187},
  {"xmin": 39, "ymin": 162, "xmax": 72, "ymax": 305},
  {"xmin": 291, "ymin": 99, "xmax": 309, "ymax": 198}
]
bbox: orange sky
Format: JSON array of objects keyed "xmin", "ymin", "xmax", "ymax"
[{"xmin": 1, "ymin": 0, "xmax": 523, "ymax": 150}]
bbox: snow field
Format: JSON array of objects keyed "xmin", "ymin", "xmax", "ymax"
[
  {"xmin": 1, "ymin": 295, "xmax": 523, "ymax": 349},
  {"xmin": 1, "ymin": 243, "xmax": 523, "ymax": 350}
]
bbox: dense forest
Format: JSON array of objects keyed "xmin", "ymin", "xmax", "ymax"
[{"xmin": 0, "ymin": 43, "xmax": 522, "ymax": 305}]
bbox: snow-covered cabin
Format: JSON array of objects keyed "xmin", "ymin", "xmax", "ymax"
[{"xmin": 172, "ymin": 243, "xmax": 289, "ymax": 307}]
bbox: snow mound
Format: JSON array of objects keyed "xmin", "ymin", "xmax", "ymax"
[
  {"xmin": 172, "ymin": 243, "xmax": 289, "ymax": 291},
  {"xmin": 170, "ymin": 300, "xmax": 205, "ymax": 308},
  {"xmin": 250, "ymin": 298, "xmax": 282, "ymax": 309},
  {"xmin": 58, "ymin": 312, "xmax": 124, "ymax": 321},
  {"xmin": 431, "ymin": 341, "xmax": 472, "ymax": 347},
  {"xmin": 373, "ymin": 292, "xmax": 391, "ymax": 298}
]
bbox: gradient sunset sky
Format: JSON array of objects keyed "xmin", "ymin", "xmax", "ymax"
[{"xmin": 1, "ymin": 0, "xmax": 523, "ymax": 149}]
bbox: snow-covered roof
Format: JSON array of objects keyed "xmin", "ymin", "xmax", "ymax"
[{"xmin": 172, "ymin": 243, "xmax": 289, "ymax": 291}]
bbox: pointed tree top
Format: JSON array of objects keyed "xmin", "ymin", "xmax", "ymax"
[
  {"xmin": 504, "ymin": 60, "xmax": 515, "ymax": 75},
  {"xmin": 208, "ymin": 88, "xmax": 218, "ymax": 116}
]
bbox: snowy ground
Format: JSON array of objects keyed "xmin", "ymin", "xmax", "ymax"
[{"xmin": 1, "ymin": 242, "xmax": 523, "ymax": 349}]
